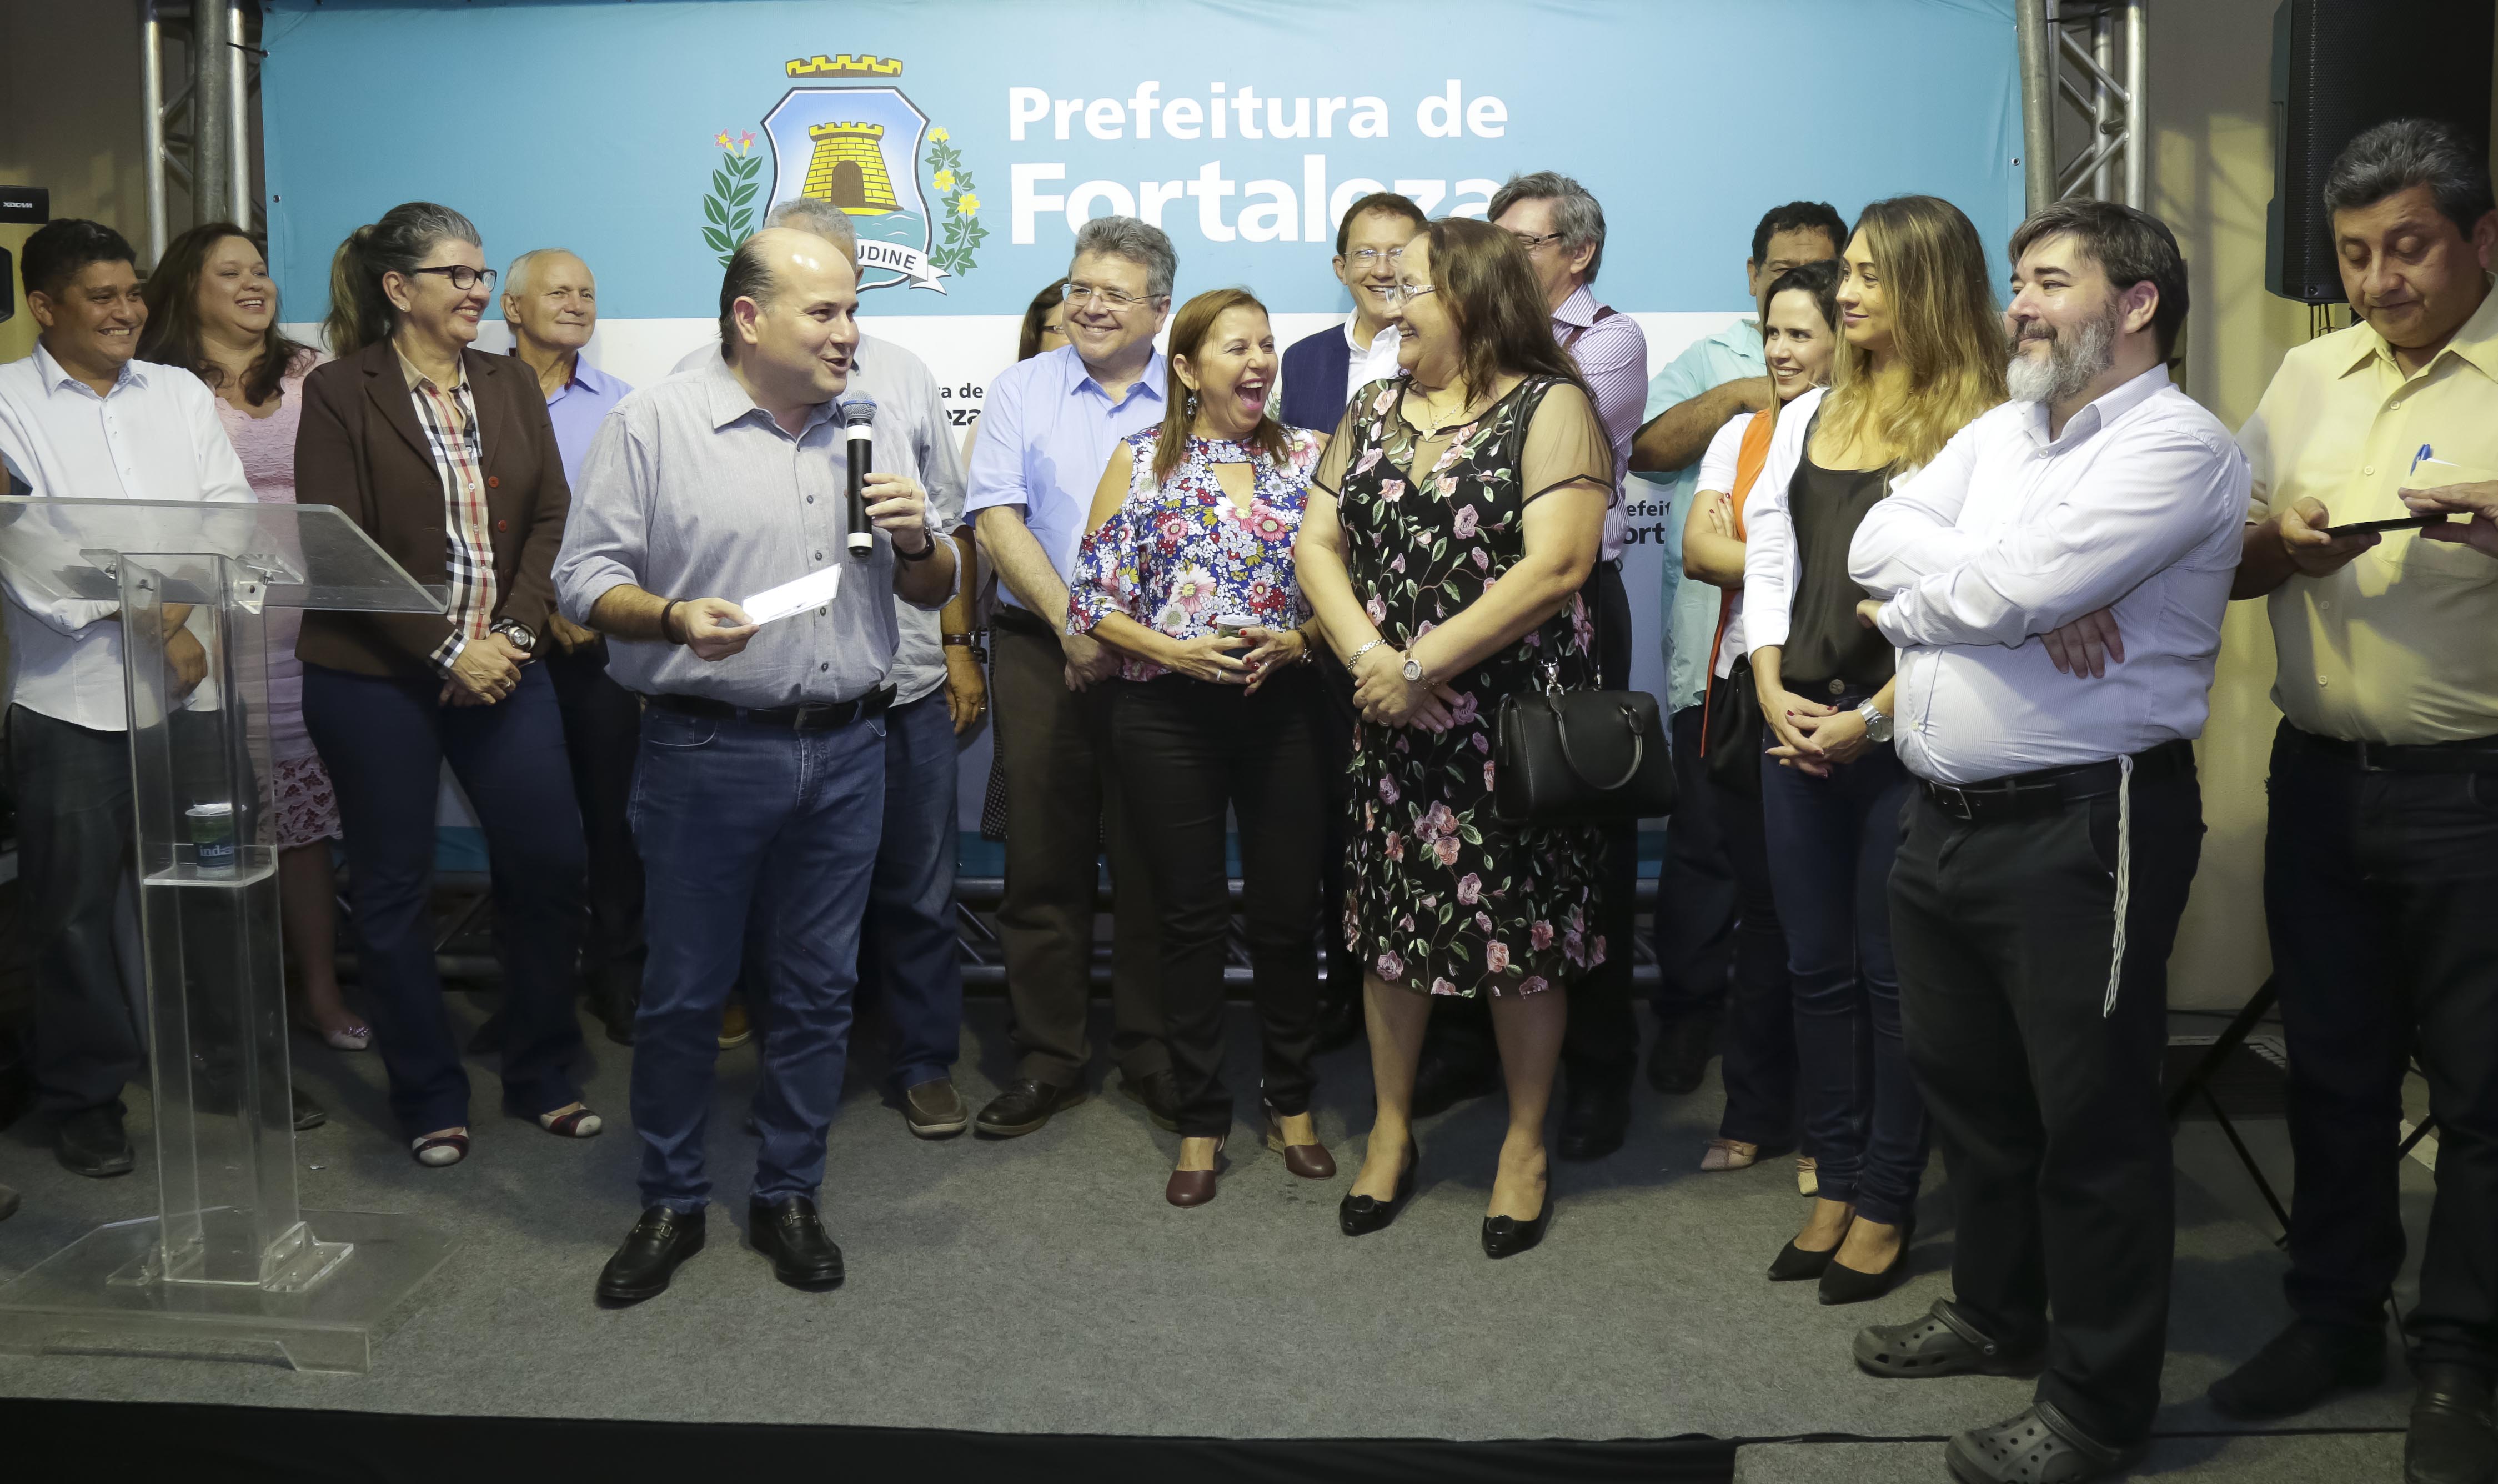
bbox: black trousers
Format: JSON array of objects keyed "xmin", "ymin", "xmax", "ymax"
[
  {"xmin": 2265, "ymin": 724, "xmax": 2498, "ymax": 1372},
  {"xmin": 1110, "ymin": 671, "xmax": 1324, "ymax": 1137},
  {"xmin": 545, "ymin": 641, "xmax": 644, "ymax": 990},
  {"xmin": 1421, "ymin": 560, "xmax": 1641, "ymax": 1081},
  {"xmin": 1711, "ymin": 745, "xmax": 1797, "ymax": 1148},
  {"xmin": 1313, "ymin": 646, "xmax": 1362, "ymax": 1012},
  {"xmin": 7, "ymin": 706, "xmax": 141, "ymax": 1120},
  {"xmin": 990, "ymin": 614, "xmax": 1165, "ymax": 1086},
  {"xmin": 1652, "ymin": 701, "xmax": 1735, "ymax": 1018},
  {"xmin": 1890, "ymin": 761, "xmax": 2204, "ymax": 1447}
]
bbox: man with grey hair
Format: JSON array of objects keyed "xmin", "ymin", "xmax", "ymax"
[
  {"xmin": 670, "ymin": 200, "xmax": 981, "ymax": 1136},
  {"xmin": 501, "ymin": 246, "xmax": 642, "ymax": 1041},
  {"xmin": 964, "ymin": 215, "xmax": 1178, "ymax": 1137},
  {"xmin": 1411, "ymin": 172, "xmax": 1651, "ymax": 1162},
  {"xmin": 2215, "ymin": 117, "xmax": 2498, "ymax": 1484}
]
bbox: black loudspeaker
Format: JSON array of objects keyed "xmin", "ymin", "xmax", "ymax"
[
  {"xmin": 2266, "ymin": 0, "xmax": 2495, "ymax": 305},
  {"xmin": 0, "ymin": 185, "xmax": 51, "ymax": 326}
]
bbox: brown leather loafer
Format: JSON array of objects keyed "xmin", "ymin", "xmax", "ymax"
[
  {"xmin": 1166, "ymin": 1137, "xmax": 1226, "ymax": 1207},
  {"xmin": 1265, "ymin": 1104, "xmax": 1336, "ymax": 1179}
]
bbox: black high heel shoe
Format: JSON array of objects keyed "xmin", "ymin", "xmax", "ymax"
[
  {"xmin": 1481, "ymin": 1206, "xmax": 1549, "ymax": 1259},
  {"xmin": 1768, "ymin": 1237, "xmax": 1838, "ymax": 1282},
  {"xmin": 1818, "ymin": 1215, "xmax": 1916, "ymax": 1305},
  {"xmin": 1337, "ymin": 1139, "xmax": 1418, "ymax": 1236}
]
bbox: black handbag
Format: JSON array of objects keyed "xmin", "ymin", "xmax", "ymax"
[
  {"xmin": 1493, "ymin": 675, "xmax": 1677, "ymax": 825},
  {"xmin": 1704, "ymin": 658, "xmax": 1765, "ymax": 798}
]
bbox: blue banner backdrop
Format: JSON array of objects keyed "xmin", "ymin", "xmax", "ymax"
[{"xmin": 258, "ymin": 0, "xmax": 2023, "ymax": 835}]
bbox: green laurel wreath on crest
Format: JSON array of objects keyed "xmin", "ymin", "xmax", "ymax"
[
  {"xmin": 702, "ymin": 133, "xmax": 762, "ymax": 268},
  {"xmin": 925, "ymin": 127, "xmax": 985, "ymax": 279}
]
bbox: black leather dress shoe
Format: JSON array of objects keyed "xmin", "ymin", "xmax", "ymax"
[
  {"xmin": 1557, "ymin": 1072, "xmax": 1631, "ymax": 1161},
  {"xmin": 467, "ymin": 1009, "xmax": 507, "ymax": 1056},
  {"xmin": 1409, "ymin": 1045, "xmax": 1501, "ymax": 1119},
  {"xmin": 1311, "ymin": 995, "xmax": 1364, "ymax": 1054},
  {"xmin": 290, "ymin": 1084, "xmax": 327, "ymax": 1132},
  {"xmin": 748, "ymin": 1196, "xmax": 845, "ymax": 1289},
  {"xmin": 1118, "ymin": 1069, "xmax": 1181, "ymax": 1132},
  {"xmin": 2406, "ymin": 1362, "xmax": 2497, "ymax": 1484},
  {"xmin": 2208, "ymin": 1319, "xmax": 2387, "ymax": 1419},
  {"xmin": 1854, "ymin": 1298, "xmax": 2045, "ymax": 1379},
  {"xmin": 1644, "ymin": 1005, "xmax": 1721, "ymax": 1095},
  {"xmin": 974, "ymin": 1078, "xmax": 1087, "ymax": 1137},
  {"xmin": 596, "ymin": 1206, "xmax": 706, "ymax": 1304},
  {"xmin": 56, "ymin": 1104, "xmax": 134, "ymax": 1178},
  {"xmin": 588, "ymin": 967, "xmax": 638, "ymax": 1047}
]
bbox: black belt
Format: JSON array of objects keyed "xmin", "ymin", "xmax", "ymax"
[
  {"xmin": 991, "ymin": 605, "xmax": 1057, "ymax": 638},
  {"xmin": 651, "ymin": 686, "xmax": 893, "ymax": 731},
  {"xmin": 2284, "ymin": 723, "xmax": 2498, "ymax": 774},
  {"xmin": 1920, "ymin": 738, "xmax": 2194, "ymax": 825}
]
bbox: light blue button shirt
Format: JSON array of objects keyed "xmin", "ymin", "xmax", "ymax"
[
  {"xmin": 1632, "ymin": 320, "xmax": 1764, "ymax": 713},
  {"xmin": 962, "ymin": 343, "xmax": 1167, "ymax": 611},
  {"xmin": 535, "ymin": 354, "xmax": 633, "ymax": 490}
]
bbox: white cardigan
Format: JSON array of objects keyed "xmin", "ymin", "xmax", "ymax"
[{"xmin": 1737, "ymin": 385, "xmax": 1825, "ymax": 659}]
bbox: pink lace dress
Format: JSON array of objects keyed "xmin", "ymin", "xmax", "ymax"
[{"xmin": 214, "ymin": 360, "xmax": 340, "ymax": 849}]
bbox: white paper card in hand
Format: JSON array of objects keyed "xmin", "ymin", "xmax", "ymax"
[{"xmin": 740, "ymin": 565, "xmax": 841, "ymax": 626}]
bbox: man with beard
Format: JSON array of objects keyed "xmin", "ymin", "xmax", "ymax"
[{"xmin": 1840, "ymin": 200, "xmax": 2248, "ymax": 1484}]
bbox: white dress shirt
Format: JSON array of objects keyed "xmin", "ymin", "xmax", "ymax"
[
  {"xmin": 1735, "ymin": 385, "xmax": 1828, "ymax": 660},
  {"xmin": 1344, "ymin": 317, "xmax": 1403, "ymax": 406},
  {"xmin": 0, "ymin": 345, "xmax": 254, "ymax": 731},
  {"xmin": 1848, "ymin": 365, "xmax": 2249, "ymax": 785}
]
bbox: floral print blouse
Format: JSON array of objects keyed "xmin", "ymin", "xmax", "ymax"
[{"xmin": 1067, "ymin": 427, "xmax": 1324, "ymax": 682}]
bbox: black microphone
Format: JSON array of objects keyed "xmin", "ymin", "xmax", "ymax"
[{"xmin": 842, "ymin": 393, "xmax": 879, "ymax": 560}]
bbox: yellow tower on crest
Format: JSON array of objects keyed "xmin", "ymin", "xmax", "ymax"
[{"xmin": 802, "ymin": 122, "xmax": 901, "ymax": 215}]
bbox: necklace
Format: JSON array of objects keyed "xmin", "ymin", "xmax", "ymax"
[{"xmin": 1403, "ymin": 382, "xmax": 1476, "ymax": 438}]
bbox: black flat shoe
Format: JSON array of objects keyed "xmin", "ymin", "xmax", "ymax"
[
  {"xmin": 748, "ymin": 1196, "xmax": 845, "ymax": 1289},
  {"xmin": 974, "ymin": 1078, "xmax": 1087, "ymax": 1137},
  {"xmin": 2209, "ymin": 1319, "xmax": 2387, "ymax": 1420},
  {"xmin": 1819, "ymin": 1217, "xmax": 1915, "ymax": 1306},
  {"xmin": 1557, "ymin": 1072, "xmax": 1631, "ymax": 1162},
  {"xmin": 1768, "ymin": 1238, "xmax": 1837, "ymax": 1281},
  {"xmin": 596, "ymin": 1206, "xmax": 706, "ymax": 1304},
  {"xmin": 2407, "ymin": 1362, "xmax": 2498, "ymax": 1484},
  {"xmin": 1118, "ymin": 1069, "xmax": 1182, "ymax": 1132},
  {"xmin": 1409, "ymin": 1046, "xmax": 1501, "ymax": 1119},
  {"xmin": 290, "ymin": 1084, "xmax": 327, "ymax": 1132},
  {"xmin": 55, "ymin": 1103, "xmax": 134, "ymax": 1179},
  {"xmin": 1338, "ymin": 1139, "xmax": 1418, "ymax": 1236},
  {"xmin": 1482, "ymin": 1207, "xmax": 1549, "ymax": 1259}
]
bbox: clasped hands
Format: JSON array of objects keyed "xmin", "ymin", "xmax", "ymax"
[{"xmin": 1351, "ymin": 640, "xmax": 1463, "ymax": 731}]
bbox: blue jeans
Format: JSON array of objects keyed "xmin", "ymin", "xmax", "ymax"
[
  {"xmin": 302, "ymin": 662, "xmax": 586, "ymax": 1137},
  {"xmin": 1759, "ymin": 727, "xmax": 1927, "ymax": 1226},
  {"xmin": 628, "ymin": 705, "xmax": 885, "ymax": 1212},
  {"xmin": 859, "ymin": 692, "xmax": 962, "ymax": 1092}
]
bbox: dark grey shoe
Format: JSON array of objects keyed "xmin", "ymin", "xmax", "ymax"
[
  {"xmin": 2208, "ymin": 1319, "xmax": 2387, "ymax": 1420},
  {"xmin": 974, "ymin": 1079, "xmax": 1086, "ymax": 1137},
  {"xmin": 2407, "ymin": 1362, "xmax": 2497, "ymax": 1484},
  {"xmin": 1947, "ymin": 1401, "xmax": 2143, "ymax": 1484},
  {"xmin": 1855, "ymin": 1298, "xmax": 2044, "ymax": 1378},
  {"xmin": 291, "ymin": 1084, "xmax": 327, "ymax": 1131},
  {"xmin": 902, "ymin": 1078, "xmax": 969, "ymax": 1139},
  {"xmin": 55, "ymin": 1103, "xmax": 134, "ymax": 1178},
  {"xmin": 1644, "ymin": 1005, "xmax": 1720, "ymax": 1095},
  {"xmin": 1118, "ymin": 1069, "xmax": 1181, "ymax": 1132},
  {"xmin": 0, "ymin": 1183, "xmax": 19, "ymax": 1222}
]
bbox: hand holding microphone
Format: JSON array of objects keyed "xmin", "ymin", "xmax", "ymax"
[{"xmin": 841, "ymin": 394, "xmax": 935, "ymax": 558}]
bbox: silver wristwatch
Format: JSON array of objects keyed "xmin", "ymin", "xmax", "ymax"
[
  {"xmin": 1402, "ymin": 654, "xmax": 1431, "ymax": 684},
  {"xmin": 1857, "ymin": 700, "xmax": 1893, "ymax": 745}
]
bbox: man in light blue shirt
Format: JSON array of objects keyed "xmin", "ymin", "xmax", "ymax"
[
  {"xmin": 1627, "ymin": 201, "xmax": 1845, "ymax": 1101},
  {"xmin": 964, "ymin": 216, "xmax": 1176, "ymax": 1137},
  {"xmin": 503, "ymin": 247, "xmax": 641, "ymax": 1039}
]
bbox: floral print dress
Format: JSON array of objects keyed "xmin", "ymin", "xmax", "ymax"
[
  {"xmin": 1067, "ymin": 428, "xmax": 1323, "ymax": 677},
  {"xmin": 1313, "ymin": 375, "xmax": 1614, "ymax": 999}
]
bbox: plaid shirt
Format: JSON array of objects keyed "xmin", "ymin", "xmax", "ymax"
[{"xmin": 398, "ymin": 351, "xmax": 499, "ymax": 671}]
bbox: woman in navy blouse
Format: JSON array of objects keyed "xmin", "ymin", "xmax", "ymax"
[{"xmin": 1069, "ymin": 288, "xmax": 1335, "ymax": 1207}]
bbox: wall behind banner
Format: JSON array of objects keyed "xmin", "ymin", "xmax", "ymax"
[{"xmin": 257, "ymin": 0, "xmax": 2023, "ymax": 833}]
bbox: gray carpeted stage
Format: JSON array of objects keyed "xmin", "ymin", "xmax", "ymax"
[{"xmin": 0, "ymin": 996, "xmax": 2419, "ymax": 1479}]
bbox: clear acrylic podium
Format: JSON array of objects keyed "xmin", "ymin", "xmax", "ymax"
[{"xmin": 0, "ymin": 497, "xmax": 456, "ymax": 1373}]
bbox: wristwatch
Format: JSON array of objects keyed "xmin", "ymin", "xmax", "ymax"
[
  {"xmin": 1857, "ymin": 700, "xmax": 1893, "ymax": 744},
  {"xmin": 491, "ymin": 619, "xmax": 536, "ymax": 655},
  {"xmin": 942, "ymin": 632, "xmax": 988, "ymax": 664},
  {"xmin": 1402, "ymin": 653, "xmax": 1432, "ymax": 685}
]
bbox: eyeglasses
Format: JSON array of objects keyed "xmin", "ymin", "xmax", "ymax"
[
  {"xmin": 1342, "ymin": 247, "xmax": 1405, "ymax": 267},
  {"xmin": 1062, "ymin": 282, "xmax": 1161, "ymax": 312},
  {"xmin": 410, "ymin": 265, "xmax": 499, "ymax": 292},
  {"xmin": 1381, "ymin": 283, "xmax": 1437, "ymax": 307},
  {"xmin": 1509, "ymin": 230, "xmax": 1566, "ymax": 255}
]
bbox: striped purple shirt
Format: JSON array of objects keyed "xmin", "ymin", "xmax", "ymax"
[{"xmin": 1553, "ymin": 284, "xmax": 1649, "ymax": 562}]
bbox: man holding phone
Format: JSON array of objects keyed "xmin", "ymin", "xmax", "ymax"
[{"xmin": 2218, "ymin": 118, "xmax": 2498, "ymax": 1484}]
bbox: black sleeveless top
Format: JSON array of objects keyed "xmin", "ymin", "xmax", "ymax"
[{"xmin": 1782, "ymin": 455, "xmax": 1895, "ymax": 692}]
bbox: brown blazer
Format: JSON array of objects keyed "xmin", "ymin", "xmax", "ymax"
[{"xmin": 293, "ymin": 340, "xmax": 571, "ymax": 678}]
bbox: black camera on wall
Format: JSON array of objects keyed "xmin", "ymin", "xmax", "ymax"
[{"xmin": 1, "ymin": 186, "xmax": 54, "ymax": 325}]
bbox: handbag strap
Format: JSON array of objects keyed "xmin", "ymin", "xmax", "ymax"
[{"xmin": 1548, "ymin": 693, "xmax": 1647, "ymax": 792}]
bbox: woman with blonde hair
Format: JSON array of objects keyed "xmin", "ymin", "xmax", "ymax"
[
  {"xmin": 1069, "ymin": 287, "xmax": 1333, "ymax": 1206},
  {"xmin": 1743, "ymin": 195, "xmax": 2005, "ymax": 1302}
]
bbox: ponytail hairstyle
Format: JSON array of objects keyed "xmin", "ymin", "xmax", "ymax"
[
  {"xmin": 323, "ymin": 201, "xmax": 482, "ymax": 355},
  {"xmin": 1821, "ymin": 195, "xmax": 2006, "ymax": 469},
  {"xmin": 1152, "ymin": 288, "xmax": 1292, "ymax": 483}
]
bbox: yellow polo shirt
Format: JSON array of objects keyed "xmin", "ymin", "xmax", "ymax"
[{"xmin": 2239, "ymin": 282, "xmax": 2498, "ymax": 744}]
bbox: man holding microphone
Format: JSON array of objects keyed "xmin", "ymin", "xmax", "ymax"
[{"xmin": 556, "ymin": 228, "xmax": 957, "ymax": 1303}]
